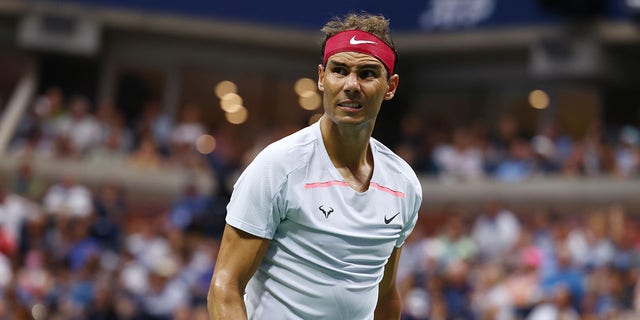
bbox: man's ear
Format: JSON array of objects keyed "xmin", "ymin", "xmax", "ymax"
[
  {"xmin": 384, "ymin": 74, "xmax": 399, "ymax": 100},
  {"xmin": 317, "ymin": 64, "xmax": 325, "ymax": 92}
]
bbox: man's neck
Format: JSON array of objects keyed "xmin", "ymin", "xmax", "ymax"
[{"xmin": 319, "ymin": 116, "xmax": 373, "ymax": 169}]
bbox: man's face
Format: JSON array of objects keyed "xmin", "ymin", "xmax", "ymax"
[{"xmin": 317, "ymin": 51, "xmax": 398, "ymax": 128}]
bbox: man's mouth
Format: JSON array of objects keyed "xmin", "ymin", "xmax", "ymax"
[{"xmin": 338, "ymin": 102, "xmax": 363, "ymax": 110}]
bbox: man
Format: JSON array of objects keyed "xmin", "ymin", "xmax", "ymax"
[{"xmin": 208, "ymin": 12, "xmax": 422, "ymax": 320}]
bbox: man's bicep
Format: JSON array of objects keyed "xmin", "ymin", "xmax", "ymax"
[
  {"xmin": 212, "ymin": 223, "xmax": 271, "ymax": 290},
  {"xmin": 380, "ymin": 246, "xmax": 403, "ymax": 295},
  {"xmin": 375, "ymin": 246, "xmax": 403, "ymax": 319}
]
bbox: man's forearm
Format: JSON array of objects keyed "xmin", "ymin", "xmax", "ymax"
[
  {"xmin": 207, "ymin": 285, "xmax": 248, "ymax": 320},
  {"xmin": 374, "ymin": 287, "xmax": 402, "ymax": 320}
]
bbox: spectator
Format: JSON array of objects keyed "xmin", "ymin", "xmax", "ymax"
[
  {"xmin": 15, "ymin": 249, "xmax": 54, "ymax": 309},
  {"xmin": 0, "ymin": 184, "xmax": 43, "ymax": 257},
  {"xmin": 88, "ymin": 128, "xmax": 130, "ymax": 164},
  {"xmin": 527, "ymin": 284, "xmax": 580, "ymax": 320},
  {"xmin": 89, "ymin": 100, "xmax": 133, "ymax": 163},
  {"xmin": 613, "ymin": 125, "xmax": 640, "ymax": 178},
  {"xmin": 96, "ymin": 98, "xmax": 134, "ymax": 152},
  {"xmin": 471, "ymin": 261, "xmax": 513, "ymax": 320},
  {"xmin": 128, "ymin": 133, "xmax": 164, "ymax": 170},
  {"xmin": 85, "ymin": 282, "xmax": 119, "ymax": 319},
  {"xmin": 169, "ymin": 104, "xmax": 207, "ymax": 169},
  {"xmin": 540, "ymin": 243, "xmax": 585, "ymax": 313},
  {"xmin": 493, "ymin": 137, "xmax": 537, "ymax": 182},
  {"xmin": 9, "ymin": 160, "xmax": 46, "ymax": 202},
  {"xmin": 140, "ymin": 253, "xmax": 190, "ymax": 320},
  {"xmin": 579, "ymin": 121, "xmax": 615, "ymax": 176},
  {"xmin": 0, "ymin": 252, "xmax": 11, "ymax": 292},
  {"xmin": 432, "ymin": 127, "xmax": 485, "ymax": 182},
  {"xmin": 471, "ymin": 199, "xmax": 521, "ymax": 261},
  {"xmin": 440, "ymin": 259, "xmax": 475, "ymax": 319},
  {"xmin": 56, "ymin": 94, "xmax": 102, "ymax": 157},
  {"xmin": 503, "ymin": 228, "xmax": 544, "ymax": 318},
  {"xmin": 166, "ymin": 183, "xmax": 211, "ymax": 233},
  {"xmin": 581, "ymin": 209, "xmax": 615, "ymax": 270},
  {"xmin": 135, "ymin": 99, "xmax": 174, "ymax": 157},
  {"xmin": 426, "ymin": 213, "xmax": 475, "ymax": 271},
  {"xmin": 485, "ymin": 114, "xmax": 522, "ymax": 173},
  {"xmin": 584, "ymin": 265, "xmax": 626, "ymax": 318},
  {"xmin": 90, "ymin": 183, "xmax": 126, "ymax": 251},
  {"xmin": 11, "ymin": 86, "xmax": 65, "ymax": 151},
  {"xmin": 42, "ymin": 173, "xmax": 94, "ymax": 219},
  {"xmin": 118, "ymin": 249, "xmax": 149, "ymax": 299},
  {"xmin": 125, "ymin": 216, "xmax": 171, "ymax": 271}
]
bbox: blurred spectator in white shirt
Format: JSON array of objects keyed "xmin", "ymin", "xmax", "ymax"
[
  {"xmin": 42, "ymin": 173, "xmax": 93, "ymax": 219},
  {"xmin": 471, "ymin": 199, "xmax": 521, "ymax": 261},
  {"xmin": 141, "ymin": 253, "xmax": 190, "ymax": 319},
  {"xmin": 527, "ymin": 284, "xmax": 580, "ymax": 320},
  {"xmin": 170, "ymin": 104, "xmax": 205, "ymax": 151},
  {"xmin": 0, "ymin": 185, "xmax": 43, "ymax": 256},
  {"xmin": 57, "ymin": 95, "xmax": 102, "ymax": 157},
  {"xmin": 614, "ymin": 125, "xmax": 640, "ymax": 178},
  {"xmin": 169, "ymin": 104, "xmax": 208, "ymax": 170},
  {"xmin": 433, "ymin": 127, "xmax": 485, "ymax": 182}
]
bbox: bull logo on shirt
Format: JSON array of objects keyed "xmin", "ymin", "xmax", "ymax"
[{"xmin": 318, "ymin": 205, "xmax": 334, "ymax": 219}]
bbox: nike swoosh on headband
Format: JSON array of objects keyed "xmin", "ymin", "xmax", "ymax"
[
  {"xmin": 349, "ymin": 36, "xmax": 377, "ymax": 45},
  {"xmin": 324, "ymin": 30, "xmax": 396, "ymax": 73}
]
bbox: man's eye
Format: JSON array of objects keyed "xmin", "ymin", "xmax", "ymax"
[
  {"xmin": 332, "ymin": 67, "xmax": 349, "ymax": 76},
  {"xmin": 360, "ymin": 70, "xmax": 377, "ymax": 79}
]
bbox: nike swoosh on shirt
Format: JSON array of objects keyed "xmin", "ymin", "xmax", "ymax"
[
  {"xmin": 384, "ymin": 212, "xmax": 400, "ymax": 224},
  {"xmin": 349, "ymin": 36, "xmax": 377, "ymax": 45}
]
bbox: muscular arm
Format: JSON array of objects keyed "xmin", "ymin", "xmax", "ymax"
[
  {"xmin": 374, "ymin": 246, "xmax": 403, "ymax": 320},
  {"xmin": 208, "ymin": 224, "xmax": 270, "ymax": 320}
]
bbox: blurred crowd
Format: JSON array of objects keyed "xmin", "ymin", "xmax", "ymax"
[
  {"xmin": 3, "ymin": 176, "xmax": 640, "ymax": 320},
  {"xmin": 398, "ymin": 201, "xmax": 640, "ymax": 320},
  {"xmin": 5, "ymin": 86, "xmax": 640, "ymax": 185},
  {"xmin": 0, "ymin": 86, "xmax": 639, "ymax": 319},
  {"xmin": 0, "ymin": 176, "xmax": 220, "ymax": 319},
  {"xmin": 395, "ymin": 112, "xmax": 640, "ymax": 182},
  {"xmin": 8, "ymin": 86, "xmax": 225, "ymax": 175}
]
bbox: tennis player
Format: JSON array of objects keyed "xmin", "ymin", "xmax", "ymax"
[{"xmin": 208, "ymin": 12, "xmax": 422, "ymax": 320}]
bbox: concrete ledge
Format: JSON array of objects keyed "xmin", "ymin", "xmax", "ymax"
[
  {"xmin": 0, "ymin": 156, "xmax": 217, "ymax": 204},
  {"xmin": 420, "ymin": 176, "xmax": 640, "ymax": 210},
  {"xmin": 2, "ymin": 155, "xmax": 639, "ymax": 210}
]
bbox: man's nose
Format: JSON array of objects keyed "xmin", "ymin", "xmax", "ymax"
[{"xmin": 344, "ymin": 73, "xmax": 360, "ymax": 92}]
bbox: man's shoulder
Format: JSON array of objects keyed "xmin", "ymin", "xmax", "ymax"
[
  {"xmin": 250, "ymin": 125, "xmax": 318, "ymax": 170},
  {"xmin": 372, "ymin": 138, "xmax": 421, "ymax": 188}
]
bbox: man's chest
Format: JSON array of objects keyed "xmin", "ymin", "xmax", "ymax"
[{"xmin": 281, "ymin": 179, "xmax": 406, "ymax": 240}]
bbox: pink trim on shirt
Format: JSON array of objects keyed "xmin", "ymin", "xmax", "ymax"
[
  {"xmin": 304, "ymin": 180, "xmax": 350, "ymax": 189},
  {"xmin": 370, "ymin": 182, "xmax": 406, "ymax": 198},
  {"xmin": 304, "ymin": 180, "xmax": 405, "ymax": 198}
]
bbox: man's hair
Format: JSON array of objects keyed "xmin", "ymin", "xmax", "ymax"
[{"xmin": 320, "ymin": 12, "xmax": 397, "ymax": 74}]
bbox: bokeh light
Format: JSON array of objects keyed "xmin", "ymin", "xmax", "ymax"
[
  {"xmin": 299, "ymin": 91, "xmax": 322, "ymax": 110},
  {"xmin": 528, "ymin": 89, "xmax": 550, "ymax": 109},
  {"xmin": 214, "ymin": 80, "xmax": 237, "ymax": 98},
  {"xmin": 196, "ymin": 134, "xmax": 217, "ymax": 154},
  {"xmin": 220, "ymin": 93, "xmax": 243, "ymax": 112},
  {"xmin": 225, "ymin": 106, "xmax": 248, "ymax": 124},
  {"xmin": 294, "ymin": 77, "xmax": 316, "ymax": 95}
]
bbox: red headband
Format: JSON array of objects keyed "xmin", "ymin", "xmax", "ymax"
[{"xmin": 323, "ymin": 30, "xmax": 396, "ymax": 74}]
